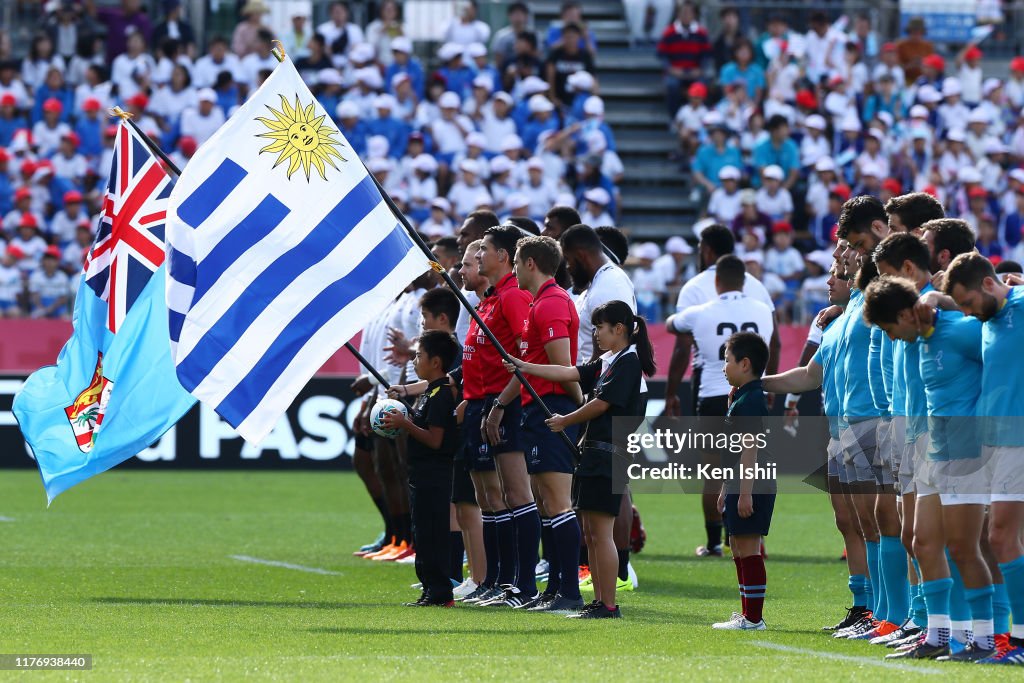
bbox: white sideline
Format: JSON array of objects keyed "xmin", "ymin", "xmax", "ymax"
[
  {"xmin": 229, "ymin": 555, "xmax": 341, "ymax": 576},
  {"xmin": 0, "ymin": 516, "xmax": 14, "ymax": 522},
  {"xmin": 752, "ymin": 641, "xmax": 943, "ymax": 675}
]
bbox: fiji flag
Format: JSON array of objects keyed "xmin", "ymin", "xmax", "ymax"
[
  {"xmin": 165, "ymin": 58, "xmax": 428, "ymax": 444},
  {"xmin": 14, "ymin": 121, "xmax": 197, "ymax": 503}
]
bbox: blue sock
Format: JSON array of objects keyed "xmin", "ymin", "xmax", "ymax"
[
  {"xmin": 550, "ymin": 510, "xmax": 582, "ymax": 600},
  {"xmin": 964, "ymin": 585, "xmax": 995, "ymax": 651},
  {"xmin": 481, "ymin": 512, "xmax": 498, "ymax": 588},
  {"xmin": 493, "ymin": 509, "xmax": 516, "ymax": 586},
  {"xmin": 921, "ymin": 578, "xmax": 953, "ymax": 646},
  {"xmin": 866, "ymin": 540, "xmax": 884, "ymax": 621},
  {"xmin": 911, "ymin": 558, "xmax": 928, "ymax": 626},
  {"xmin": 880, "ymin": 536, "xmax": 909, "ymax": 625},
  {"xmin": 849, "ymin": 574, "xmax": 869, "ymax": 608},
  {"xmin": 511, "ymin": 502, "xmax": 540, "ymax": 595},
  {"xmin": 946, "ymin": 550, "xmax": 972, "ymax": 628},
  {"xmin": 997, "ymin": 555, "xmax": 1024, "ymax": 638},
  {"xmin": 993, "ymin": 582, "xmax": 1011, "ymax": 635},
  {"xmin": 540, "ymin": 517, "xmax": 560, "ymax": 595}
]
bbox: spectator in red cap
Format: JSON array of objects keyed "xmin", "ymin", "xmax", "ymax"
[
  {"xmin": 50, "ymin": 191, "xmax": 87, "ymax": 248},
  {"xmin": 957, "ymin": 43, "xmax": 984, "ymax": 105},
  {"xmin": 29, "ymin": 245, "xmax": 70, "ymax": 319},
  {"xmin": 0, "ymin": 146, "xmax": 10, "ymax": 216},
  {"xmin": 0, "ymin": 92, "xmax": 28, "ymax": 148},
  {"xmin": 880, "ymin": 178, "xmax": 902, "ymax": 203},
  {"xmin": 52, "ymin": 131, "xmax": 87, "ymax": 186},
  {"xmin": 873, "ymin": 41, "xmax": 906, "ymax": 85},
  {"xmin": 30, "ymin": 66, "xmax": 73, "ymax": 126},
  {"xmin": 32, "ymin": 96, "xmax": 71, "ymax": 157},
  {"xmin": 0, "ymin": 59, "xmax": 30, "ymax": 111},
  {"xmin": 61, "ymin": 221, "xmax": 95, "ymax": 275},
  {"xmin": 1008, "ymin": 57, "xmax": 1024, "ymax": 108},
  {"xmin": 9, "ymin": 213, "xmax": 48, "ymax": 274},
  {"xmin": 0, "ymin": 244, "xmax": 25, "ymax": 317},
  {"xmin": 976, "ymin": 213, "xmax": 1002, "ymax": 260},
  {"xmin": 672, "ymin": 81, "xmax": 708, "ymax": 164},
  {"xmin": 170, "ymin": 135, "xmax": 198, "ymax": 171},
  {"xmin": 73, "ymin": 93, "xmax": 105, "ymax": 158},
  {"xmin": 896, "ymin": 16, "xmax": 934, "ymax": 83},
  {"xmin": 764, "ymin": 219, "xmax": 803, "ymax": 321},
  {"xmin": 4, "ymin": 187, "xmax": 43, "ymax": 234}
]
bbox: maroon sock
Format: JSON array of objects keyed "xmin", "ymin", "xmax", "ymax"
[
  {"xmin": 739, "ymin": 555, "xmax": 767, "ymax": 623},
  {"xmin": 733, "ymin": 556, "xmax": 747, "ymax": 616}
]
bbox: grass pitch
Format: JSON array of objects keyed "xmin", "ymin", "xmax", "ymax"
[{"xmin": 0, "ymin": 470, "xmax": 1004, "ymax": 681}]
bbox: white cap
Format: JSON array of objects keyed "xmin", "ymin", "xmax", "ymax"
[
  {"xmin": 585, "ymin": 130, "xmax": 607, "ymax": 154},
  {"xmin": 804, "ymin": 114, "xmax": 827, "ymax": 130},
  {"xmin": 805, "ymin": 249, "xmax": 834, "ymax": 272},
  {"xmin": 947, "ymin": 128, "xmax": 966, "ymax": 142},
  {"xmin": 867, "ymin": 128, "xmax": 885, "ymax": 142},
  {"xmin": 349, "ymin": 42, "xmax": 376, "ymax": 64},
  {"xmin": 438, "ymin": 91, "xmax": 461, "ymax": 108},
  {"xmin": 493, "ymin": 91, "xmax": 513, "ymax": 106},
  {"xmin": 666, "ymin": 236, "xmax": 693, "ymax": 255},
  {"xmin": 984, "ymin": 137, "xmax": 1007, "ymax": 155},
  {"xmin": 909, "ymin": 104, "xmax": 929, "ymax": 118},
  {"xmin": 567, "ymin": 71, "xmax": 595, "ymax": 92},
  {"xmin": 373, "ymin": 93, "xmax": 397, "ymax": 110},
  {"xmin": 413, "ymin": 153, "xmax": 438, "ymax": 173},
  {"xmin": 693, "ymin": 217, "xmax": 718, "ymax": 233},
  {"xmin": 390, "ymin": 187, "xmax": 409, "ymax": 204},
  {"xmin": 197, "ymin": 87, "xmax": 217, "ymax": 102},
  {"xmin": 490, "ymin": 155, "xmax": 513, "ymax": 174},
  {"xmin": 635, "ymin": 242, "xmax": 661, "ymax": 260},
  {"xmin": 317, "ymin": 68, "xmax": 344, "ymax": 86},
  {"xmin": 391, "ymin": 36, "xmax": 413, "ymax": 54},
  {"xmin": 840, "ymin": 115, "xmax": 862, "ymax": 133},
  {"xmin": 336, "ymin": 100, "xmax": 360, "ymax": 118},
  {"xmin": 526, "ymin": 156, "xmax": 545, "ymax": 170},
  {"xmin": 860, "ymin": 162, "xmax": 881, "ymax": 177},
  {"xmin": 942, "ymin": 77, "xmax": 962, "ymax": 97},
  {"xmin": 473, "ymin": 190, "xmax": 493, "ymax": 207},
  {"xmin": 459, "ymin": 158, "xmax": 481, "ymax": 175},
  {"xmin": 501, "ymin": 134, "xmax": 523, "ymax": 152},
  {"xmin": 583, "ymin": 95, "xmax": 604, "ymax": 116},
  {"xmin": 505, "ymin": 193, "xmax": 530, "ymax": 210},
  {"xmin": 555, "ymin": 192, "xmax": 577, "ymax": 207},
  {"xmin": 437, "ymin": 42, "xmax": 462, "ymax": 61},
  {"xmin": 815, "ymin": 157, "xmax": 836, "ymax": 172},
  {"xmin": 367, "ymin": 157, "xmax": 391, "ymax": 173},
  {"xmin": 1010, "ymin": 168, "xmax": 1024, "ymax": 184},
  {"xmin": 918, "ymin": 84, "xmax": 942, "ymax": 103},
  {"xmin": 465, "ymin": 42, "xmax": 487, "ymax": 59},
  {"xmin": 762, "ymin": 164, "xmax": 784, "ymax": 181},
  {"xmin": 702, "ymin": 110, "xmax": 725, "ymax": 127},
  {"xmin": 520, "ymin": 76, "xmax": 549, "ymax": 95},
  {"xmin": 957, "ymin": 166, "xmax": 982, "ymax": 183},
  {"xmin": 718, "ymin": 165, "xmax": 741, "ymax": 181},
  {"xmin": 967, "ymin": 107, "xmax": 989, "ymax": 124},
  {"xmin": 367, "ymin": 135, "xmax": 389, "ymax": 158},
  {"xmin": 528, "ymin": 94, "xmax": 554, "ymax": 113},
  {"xmin": 391, "ymin": 72, "xmax": 410, "ymax": 89},
  {"xmin": 431, "ymin": 196, "xmax": 451, "ymax": 212},
  {"xmin": 584, "ymin": 187, "xmax": 611, "ymax": 206},
  {"xmin": 742, "ymin": 250, "xmax": 764, "ymax": 265},
  {"xmin": 740, "ymin": 188, "xmax": 758, "ymax": 205},
  {"xmin": 983, "ymin": 77, "xmax": 1002, "ymax": 96},
  {"xmin": 355, "ymin": 67, "xmax": 383, "ymax": 89},
  {"xmin": 472, "ymin": 74, "xmax": 494, "ymax": 91},
  {"xmin": 466, "ymin": 131, "xmax": 486, "ymax": 148},
  {"xmin": 876, "ymin": 111, "xmax": 895, "ymax": 128}
]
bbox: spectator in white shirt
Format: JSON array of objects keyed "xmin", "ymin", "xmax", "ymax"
[
  {"xmin": 239, "ymin": 30, "xmax": 279, "ymax": 92},
  {"xmin": 9, "ymin": 215, "xmax": 48, "ymax": 274},
  {"xmin": 764, "ymin": 222, "xmax": 805, "ymax": 280},
  {"xmin": 448, "ymin": 158, "xmax": 490, "ymax": 218},
  {"xmin": 32, "ymin": 99, "xmax": 71, "ymax": 157},
  {"xmin": 315, "ymin": 1, "xmax": 365, "ymax": 57},
  {"xmin": 481, "ymin": 92, "xmax": 517, "ymax": 153},
  {"xmin": 49, "ymin": 191, "xmax": 87, "ymax": 247},
  {"xmin": 29, "ymin": 248, "xmax": 70, "ymax": 319},
  {"xmin": 707, "ymin": 166, "xmax": 743, "ymax": 225},
  {"xmin": 938, "ymin": 77, "xmax": 971, "ymax": 133},
  {"xmin": 429, "ymin": 91, "xmax": 474, "ymax": 166},
  {"xmin": 419, "ymin": 197, "xmax": 454, "ymax": 239},
  {"xmin": 800, "ymin": 114, "xmax": 831, "ymax": 168},
  {"xmin": 51, "ymin": 135, "xmax": 88, "ymax": 186},
  {"xmin": 111, "ymin": 32, "xmax": 156, "ymax": 103},
  {"xmin": 755, "ymin": 165, "xmax": 793, "ymax": 222},
  {"xmin": 193, "ymin": 36, "xmax": 241, "ymax": 89},
  {"xmin": 579, "ymin": 187, "xmax": 614, "ymax": 226},
  {"xmin": 179, "ymin": 89, "xmax": 225, "ymax": 146},
  {"xmin": 520, "ymin": 157, "xmax": 559, "ymax": 219},
  {"xmin": 444, "ymin": 1, "xmax": 492, "ymax": 45},
  {"xmin": 0, "ymin": 247, "xmax": 23, "ymax": 317}
]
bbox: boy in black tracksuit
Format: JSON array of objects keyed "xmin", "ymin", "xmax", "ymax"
[{"xmin": 382, "ymin": 330, "xmax": 461, "ymax": 607}]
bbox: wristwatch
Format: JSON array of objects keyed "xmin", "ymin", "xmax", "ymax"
[{"xmin": 493, "ymin": 399, "xmax": 508, "ymax": 410}]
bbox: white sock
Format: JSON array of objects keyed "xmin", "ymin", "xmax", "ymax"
[
  {"xmin": 951, "ymin": 620, "xmax": 972, "ymax": 646},
  {"xmin": 927, "ymin": 613, "xmax": 951, "ymax": 646},
  {"xmin": 974, "ymin": 619, "xmax": 995, "ymax": 651}
]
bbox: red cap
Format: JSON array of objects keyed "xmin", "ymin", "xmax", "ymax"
[
  {"xmin": 795, "ymin": 89, "xmax": 817, "ymax": 109},
  {"xmin": 0, "ymin": 93, "xmax": 15, "ymax": 107},
  {"xmin": 828, "ymin": 74, "xmax": 845, "ymax": 87},
  {"xmin": 19, "ymin": 160, "xmax": 35, "ymax": 176},
  {"xmin": 105, "ymin": 124, "xmax": 119, "ymax": 137},
  {"xmin": 923, "ymin": 54, "xmax": 945, "ymax": 71},
  {"xmin": 968, "ymin": 186, "xmax": 988, "ymax": 199},
  {"xmin": 178, "ymin": 136, "xmax": 197, "ymax": 156},
  {"xmin": 881, "ymin": 178, "xmax": 902, "ymax": 194},
  {"xmin": 830, "ymin": 223, "xmax": 840, "ymax": 243},
  {"xmin": 771, "ymin": 220, "xmax": 793, "ymax": 234},
  {"xmin": 922, "ymin": 184, "xmax": 938, "ymax": 198},
  {"xmin": 76, "ymin": 217, "xmax": 92, "ymax": 229},
  {"xmin": 18, "ymin": 212, "xmax": 38, "ymax": 228},
  {"xmin": 82, "ymin": 97, "xmax": 101, "ymax": 112},
  {"xmin": 127, "ymin": 93, "xmax": 149, "ymax": 109},
  {"xmin": 5, "ymin": 245, "xmax": 25, "ymax": 259},
  {"xmin": 1012, "ymin": 57, "xmax": 1024, "ymax": 73},
  {"xmin": 0, "ymin": 147, "xmax": 9, "ymax": 163},
  {"xmin": 881, "ymin": 42, "xmax": 897, "ymax": 53},
  {"xmin": 35, "ymin": 159, "xmax": 53, "ymax": 175},
  {"xmin": 832, "ymin": 183, "xmax": 852, "ymax": 201},
  {"xmin": 42, "ymin": 97, "xmax": 63, "ymax": 113},
  {"xmin": 43, "ymin": 245, "xmax": 61, "ymax": 259},
  {"xmin": 61, "ymin": 131, "xmax": 80, "ymax": 147},
  {"xmin": 964, "ymin": 45, "xmax": 983, "ymax": 61},
  {"xmin": 14, "ymin": 187, "xmax": 31, "ymax": 201},
  {"xmin": 63, "ymin": 190, "xmax": 83, "ymax": 204},
  {"xmin": 687, "ymin": 82, "xmax": 707, "ymax": 99}
]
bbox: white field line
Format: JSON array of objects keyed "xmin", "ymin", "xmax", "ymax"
[
  {"xmin": 229, "ymin": 555, "xmax": 341, "ymax": 576},
  {"xmin": 752, "ymin": 641, "xmax": 943, "ymax": 675}
]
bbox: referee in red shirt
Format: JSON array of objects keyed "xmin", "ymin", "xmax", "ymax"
[
  {"xmin": 461, "ymin": 225, "xmax": 536, "ymax": 607},
  {"xmin": 492, "ymin": 235, "xmax": 585, "ymax": 613}
]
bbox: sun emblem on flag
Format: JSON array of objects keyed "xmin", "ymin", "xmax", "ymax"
[{"xmin": 255, "ymin": 94, "xmax": 347, "ymax": 181}]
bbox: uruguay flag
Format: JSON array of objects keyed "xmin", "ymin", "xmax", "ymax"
[
  {"xmin": 14, "ymin": 122, "xmax": 197, "ymax": 503},
  {"xmin": 165, "ymin": 58, "xmax": 428, "ymax": 444}
]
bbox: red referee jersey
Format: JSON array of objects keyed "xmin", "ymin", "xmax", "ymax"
[
  {"xmin": 462, "ymin": 271, "xmax": 532, "ymax": 400},
  {"xmin": 519, "ymin": 279, "xmax": 579, "ymax": 405}
]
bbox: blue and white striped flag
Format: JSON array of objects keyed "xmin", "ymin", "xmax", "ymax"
[{"xmin": 165, "ymin": 58, "xmax": 428, "ymax": 443}]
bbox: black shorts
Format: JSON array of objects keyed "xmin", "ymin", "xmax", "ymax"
[
  {"xmin": 697, "ymin": 395, "xmax": 730, "ymax": 417},
  {"xmin": 354, "ymin": 432, "xmax": 374, "ymax": 451},
  {"xmin": 573, "ymin": 475, "xmax": 622, "ymax": 516},
  {"xmin": 463, "ymin": 397, "xmax": 523, "ymax": 471},
  {"xmin": 523, "ymin": 394, "xmax": 580, "ymax": 475},
  {"xmin": 451, "ymin": 456, "xmax": 477, "ymax": 505},
  {"xmin": 724, "ymin": 492, "xmax": 776, "ymax": 537}
]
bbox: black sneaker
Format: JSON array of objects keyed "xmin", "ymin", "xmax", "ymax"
[
  {"xmin": 885, "ymin": 641, "xmax": 950, "ymax": 660},
  {"xmin": 458, "ymin": 584, "xmax": 490, "ymax": 603},
  {"xmin": 882, "ymin": 626, "xmax": 923, "ymax": 647},
  {"xmin": 539, "ymin": 595, "xmax": 585, "ymax": 615},
  {"xmin": 403, "ymin": 592, "xmax": 430, "ymax": 607},
  {"xmin": 480, "ymin": 586, "xmax": 523, "ymax": 608},
  {"xmin": 695, "ymin": 545, "xmax": 723, "ymax": 557},
  {"xmin": 823, "ymin": 606, "xmax": 870, "ymax": 632},
  {"xmin": 937, "ymin": 643, "xmax": 996, "ymax": 662},
  {"xmin": 468, "ymin": 586, "xmax": 505, "ymax": 605},
  {"xmin": 574, "ymin": 602, "xmax": 621, "ymax": 619},
  {"xmin": 522, "ymin": 592, "xmax": 557, "ymax": 611}
]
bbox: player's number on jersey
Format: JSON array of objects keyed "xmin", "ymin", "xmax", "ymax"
[{"xmin": 717, "ymin": 322, "xmax": 759, "ymax": 360}]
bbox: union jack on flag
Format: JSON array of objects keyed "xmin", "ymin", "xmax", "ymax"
[{"xmin": 84, "ymin": 121, "xmax": 173, "ymax": 333}]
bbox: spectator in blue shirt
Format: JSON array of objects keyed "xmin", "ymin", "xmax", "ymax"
[
  {"xmin": 691, "ymin": 114, "xmax": 742, "ymax": 193},
  {"xmin": 30, "ymin": 67, "xmax": 74, "ymax": 125},
  {"xmin": 385, "ymin": 36, "xmax": 425, "ymax": 99},
  {"xmin": 367, "ymin": 94, "xmax": 411, "ymax": 158},
  {"xmin": 0, "ymin": 94, "xmax": 28, "ymax": 147},
  {"xmin": 752, "ymin": 115, "xmax": 799, "ymax": 188},
  {"xmin": 718, "ymin": 39, "xmax": 765, "ymax": 102}
]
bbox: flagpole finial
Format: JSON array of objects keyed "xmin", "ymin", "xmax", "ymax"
[
  {"xmin": 110, "ymin": 106, "xmax": 134, "ymax": 121},
  {"xmin": 271, "ymin": 40, "xmax": 286, "ymax": 63},
  {"xmin": 429, "ymin": 260, "xmax": 446, "ymax": 273}
]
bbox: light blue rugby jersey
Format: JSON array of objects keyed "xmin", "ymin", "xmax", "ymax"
[
  {"xmin": 902, "ymin": 283, "xmax": 933, "ymax": 442},
  {"xmin": 842, "ymin": 291, "xmax": 883, "ymax": 423},
  {"xmin": 980, "ymin": 285, "xmax": 1024, "ymax": 446},
  {"xmin": 920, "ymin": 310, "xmax": 982, "ymax": 417},
  {"xmin": 868, "ymin": 326, "xmax": 890, "ymax": 417},
  {"xmin": 813, "ymin": 315, "xmax": 846, "ymax": 439}
]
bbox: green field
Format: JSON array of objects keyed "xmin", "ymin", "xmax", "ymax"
[{"xmin": 0, "ymin": 470, "xmax": 1002, "ymax": 681}]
